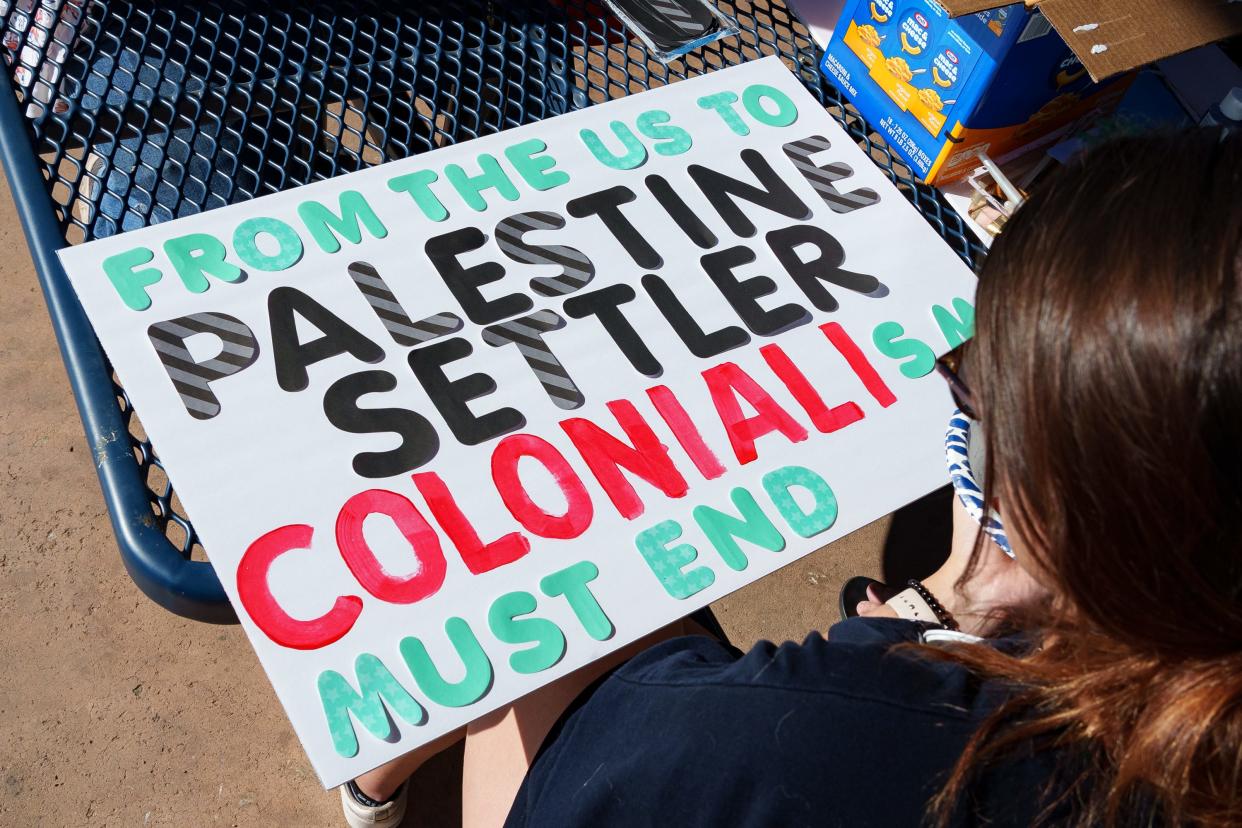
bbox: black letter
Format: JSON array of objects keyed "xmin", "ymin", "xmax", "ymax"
[
  {"xmin": 701, "ymin": 245, "xmax": 810, "ymax": 336},
  {"xmin": 766, "ymin": 224, "xmax": 887, "ymax": 313},
  {"xmin": 268, "ymin": 286, "xmax": 384, "ymax": 392},
  {"xmin": 566, "ymin": 185, "xmax": 663, "ymax": 270},
  {"xmin": 564, "ymin": 284, "xmax": 663, "ymax": 378},
  {"xmin": 688, "ymin": 149, "xmax": 812, "ymax": 238},
  {"xmin": 425, "ymin": 226, "xmax": 533, "ymax": 325},
  {"xmin": 323, "ymin": 370, "xmax": 440, "ymax": 477},
  {"xmin": 407, "ymin": 337, "xmax": 525, "ymax": 446},
  {"xmin": 644, "ymin": 174, "xmax": 717, "ymax": 250},
  {"xmin": 642, "ymin": 273, "xmax": 749, "ymax": 359}
]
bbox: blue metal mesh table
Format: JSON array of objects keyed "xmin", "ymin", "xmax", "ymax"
[{"xmin": 0, "ymin": 0, "xmax": 985, "ymax": 623}]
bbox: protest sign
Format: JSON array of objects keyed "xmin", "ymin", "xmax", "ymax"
[{"xmin": 59, "ymin": 57, "xmax": 978, "ymax": 786}]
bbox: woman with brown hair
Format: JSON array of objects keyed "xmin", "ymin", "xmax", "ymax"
[{"xmin": 341, "ymin": 130, "xmax": 1242, "ymax": 827}]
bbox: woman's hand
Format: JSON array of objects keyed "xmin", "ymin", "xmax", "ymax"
[{"xmin": 856, "ymin": 495, "xmax": 1047, "ymax": 636}]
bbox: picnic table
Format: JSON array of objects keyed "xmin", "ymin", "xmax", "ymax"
[{"xmin": 0, "ymin": 0, "xmax": 984, "ymax": 623}]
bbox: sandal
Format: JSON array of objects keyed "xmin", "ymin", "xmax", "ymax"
[{"xmin": 839, "ymin": 576, "xmax": 959, "ymax": 630}]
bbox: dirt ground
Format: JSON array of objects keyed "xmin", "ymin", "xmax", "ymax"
[{"xmin": 0, "ymin": 167, "xmax": 944, "ymax": 826}]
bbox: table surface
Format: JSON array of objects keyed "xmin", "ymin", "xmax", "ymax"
[{"xmin": 0, "ymin": 0, "xmax": 984, "ymax": 622}]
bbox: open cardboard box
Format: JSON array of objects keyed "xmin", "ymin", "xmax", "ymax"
[{"xmin": 939, "ymin": 0, "xmax": 1242, "ymax": 81}]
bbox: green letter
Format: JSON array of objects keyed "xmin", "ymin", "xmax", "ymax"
[
  {"xmin": 318, "ymin": 653, "xmax": 427, "ymax": 758},
  {"xmin": 872, "ymin": 320, "xmax": 937, "ymax": 378},
  {"xmin": 488, "ymin": 590, "xmax": 567, "ymax": 674},
  {"xmin": 444, "ymin": 154, "xmax": 520, "ymax": 212},
  {"xmin": 103, "ymin": 247, "xmax": 162, "ymax": 311},
  {"xmin": 232, "ymin": 216, "xmax": 304, "ymax": 272},
  {"xmin": 163, "ymin": 233, "xmax": 244, "ymax": 293},
  {"xmin": 932, "ymin": 298, "xmax": 975, "ymax": 348},
  {"xmin": 763, "ymin": 465, "xmax": 838, "ymax": 538},
  {"xmin": 636, "ymin": 110, "xmax": 692, "ymax": 157},
  {"xmin": 741, "ymin": 83, "xmax": 799, "ymax": 127},
  {"xmin": 504, "ymin": 138, "xmax": 570, "ymax": 191},
  {"xmin": 297, "ymin": 190, "xmax": 388, "ymax": 254},
  {"xmin": 399, "ymin": 617, "xmax": 493, "ymax": 708},
  {"xmin": 635, "ymin": 520, "xmax": 715, "ymax": 600},
  {"xmin": 578, "ymin": 122, "xmax": 648, "ymax": 170},
  {"xmin": 697, "ymin": 91, "xmax": 749, "ymax": 135},
  {"xmin": 540, "ymin": 561, "xmax": 614, "ymax": 641},
  {"xmin": 693, "ymin": 487, "xmax": 785, "ymax": 572},
  {"xmin": 387, "ymin": 169, "xmax": 449, "ymax": 222}
]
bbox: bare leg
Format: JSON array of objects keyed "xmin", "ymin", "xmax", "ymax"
[
  {"xmin": 919, "ymin": 494, "xmax": 985, "ymax": 601},
  {"xmin": 460, "ymin": 619, "xmax": 706, "ymax": 828},
  {"xmin": 353, "ymin": 726, "xmax": 467, "ymax": 801}
]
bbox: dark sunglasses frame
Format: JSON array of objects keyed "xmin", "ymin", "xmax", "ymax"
[{"xmin": 935, "ymin": 342, "xmax": 978, "ymax": 420}]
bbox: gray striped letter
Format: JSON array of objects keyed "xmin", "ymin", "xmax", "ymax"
[
  {"xmin": 148, "ymin": 313, "xmax": 260, "ymax": 420},
  {"xmin": 481, "ymin": 310, "xmax": 583, "ymax": 410},
  {"xmin": 782, "ymin": 136, "xmax": 879, "ymax": 215},
  {"xmin": 494, "ymin": 211, "xmax": 595, "ymax": 298},
  {"xmin": 347, "ymin": 261, "xmax": 464, "ymax": 346}
]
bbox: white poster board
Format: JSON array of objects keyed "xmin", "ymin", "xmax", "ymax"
[{"xmin": 59, "ymin": 57, "xmax": 977, "ymax": 787}]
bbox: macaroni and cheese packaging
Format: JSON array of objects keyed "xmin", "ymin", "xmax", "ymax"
[{"xmin": 820, "ymin": 0, "xmax": 1132, "ymax": 184}]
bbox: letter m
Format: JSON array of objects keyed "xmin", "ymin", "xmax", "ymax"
[
  {"xmin": 318, "ymin": 653, "xmax": 427, "ymax": 757},
  {"xmin": 298, "ymin": 190, "xmax": 388, "ymax": 254}
]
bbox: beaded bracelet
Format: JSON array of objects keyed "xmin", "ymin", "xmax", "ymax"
[{"xmin": 906, "ymin": 579, "xmax": 959, "ymax": 631}]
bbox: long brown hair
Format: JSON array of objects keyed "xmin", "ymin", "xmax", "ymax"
[{"xmin": 930, "ymin": 130, "xmax": 1242, "ymax": 826}]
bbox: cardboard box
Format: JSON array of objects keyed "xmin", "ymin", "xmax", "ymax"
[{"xmin": 820, "ymin": 0, "xmax": 1242, "ymax": 184}]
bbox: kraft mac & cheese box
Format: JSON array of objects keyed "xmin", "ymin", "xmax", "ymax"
[{"xmin": 820, "ymin": 0, "xmax": 1132, "ymax": 184}]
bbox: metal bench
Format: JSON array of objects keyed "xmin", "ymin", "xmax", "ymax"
[{"xmin": 0, "ymin": 0, "xmax": 985, "ymax": 623}]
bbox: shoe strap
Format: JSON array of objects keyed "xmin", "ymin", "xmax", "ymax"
[{"xmin": 888, "ymin": 587, "xmax": 943, "ymax": 625}]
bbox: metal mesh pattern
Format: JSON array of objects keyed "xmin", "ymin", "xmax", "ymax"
[{"xmin": 3, "ymin": 0, "xmax": 986, "ymax": 564}]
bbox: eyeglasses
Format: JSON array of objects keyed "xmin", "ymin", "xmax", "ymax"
[{"xmin": 935, "ymin": 342, "xmax": 978, "ymax": 420}]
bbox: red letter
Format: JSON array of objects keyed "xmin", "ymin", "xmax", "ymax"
[
  {"xmin": 236, "ymin": 524, "xmax": 362, "ymax": 651},
  {"xmin": 647, "ymin": 384, "xmax": 727, "ymax": 480},
  {"xmin": 492, "ymin": 434, "xmax": 594, "ymax": 539},
  {"xmin": 820, "ymin": 322, "xmax": 897, "ymax": 407},
  {"xmin": 412, "ymin": 472, "xmax": 531, "ymax": 575},
  {"xmin": 561, "ymin": 400, "xmax": 688, "ymax": 520},
  {"xmin": 703, "ymin": 362, "xmax": 808, "ymax": 465},
  {"xmin": 761, "ymin": 343, "xmax": 863, "ymax": 434},
  {"xmin": 335, "ymin": 489, "xmax": 447, "ymax": 604}
]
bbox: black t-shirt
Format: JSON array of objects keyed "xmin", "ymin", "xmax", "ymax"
[{"xmin": 506, "ymin": 617, "xmax": 1079, "ymax": 827}]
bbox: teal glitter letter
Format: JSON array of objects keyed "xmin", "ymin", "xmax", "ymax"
[
  {"xmin": 318, "ymin": 653, "xmax": 427, "ymax": 758},
  {"xmin": 579, "ymin": 121, "xmax": 648, "ymax": 170},
  {"xmin": 635, "ymin": 520, "xmax": 715, "ymax": 599},
  {"xmin": 763, "ymin": 465, "xmax": 838, "ymax": 538},
  {"xmin": 233, "ymin": 216, "xmax": 305, "ymax": 272}
]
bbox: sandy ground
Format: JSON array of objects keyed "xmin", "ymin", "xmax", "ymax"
[{"xmin": 0, "ymin": 166, "xmax": 946, "ymax": 826}]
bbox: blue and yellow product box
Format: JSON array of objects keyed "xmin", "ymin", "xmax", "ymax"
[{"xmin": 821, "ymin": 0, "xmax": 1133, "ymax": 183}]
